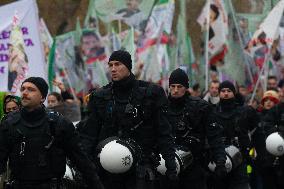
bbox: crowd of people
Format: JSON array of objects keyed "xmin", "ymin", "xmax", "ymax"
[{"xmin": 0, "ymin": 50, "xmax": 284, "ymax": 189}]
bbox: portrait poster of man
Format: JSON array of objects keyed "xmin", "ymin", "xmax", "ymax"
[
  {"xmin": 77, "ymin": 29, "xmax": 108, "ymax": 90},
  {"xmin": 197, "ymin": 0, "xmax": 228, "ymax": 67},
  {"xmin": 8, "ymin": 17, "xmax": 29, "ymax": 93},
  {"xmin": 207, "ymin": 1, "xmax": 228, "ymax": 55},
  {"xmin": 94, "ymin": 0, "xmax": 155, "ymax": 31},
  {"xmin": 8, "ymin": 43, "xmax": 29, "ymax": 91}
]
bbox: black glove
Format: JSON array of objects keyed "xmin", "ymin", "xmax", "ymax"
[
  {"xmin": 87, "ymin": 175, "xmax": 105, "ymax": 189},
  {"xmin": 214, "ymin": 163, "xmax": 227, "ymax": 179},
  {"xmin": 278, "ymin": 126, "xmax": 284, "ymax": 137},
  {"xmin": 88, "ymin": 182, "xmax": 104, "ymax": 189},
  {"xmin": 166, "ymin": 172, "xmax": 179, "ymax": 189}
]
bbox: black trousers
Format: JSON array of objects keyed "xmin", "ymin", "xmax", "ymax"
[
  {"xmin": 159, "ymin": 163, "xmax": 207, "ymax": 189},
  {"xmin": 209, "ymin": 163, "xmax": 250, "ymax": 189},
  {"xmin": 6, "ymin": 179, "xmax": 63, "ymax": 189},
  {"xmin": 259, "ymin": 166, "xmax": 284, "ymax": 189},
  {"xmin": 100, "ymin": 165, "xmax": 158, "ymax": 189}
]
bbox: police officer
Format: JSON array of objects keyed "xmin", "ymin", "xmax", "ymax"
[
  {"xmin": 0, "ymin": 77, "xmax": 104, "ymax": 189},
  {"xmin": 79, "ymin": 50, "xmax": 178, "ymax": 189},
  {"xmin": 260, "ymin": 99, "xmax": 284, "ymax": 189},
  {"xmin": 166, "ymin": 68, "xmax": 226, "ymax": 189},
  {"xmin": 203, "ymin": 80, "xmax": 220, "ymax": 106},
  {"xmin": 211, "ymin": 80, "xmax": 258, "ymax": 189}
]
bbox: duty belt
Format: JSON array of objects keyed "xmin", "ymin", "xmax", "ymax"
[
  {"xmin": 221, "ymin": 136, "xmax": 240, "ymax": 147},
  {"xmin": 6, "ymin": 178, "xmax": 63, "ymax": 189}
]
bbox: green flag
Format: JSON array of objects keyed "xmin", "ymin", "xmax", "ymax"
[
  {"xmin": 121, "ymin": 27, "xmax": 136, "ymax": 68},
  {"xmin": 48, "ymin": 38, "xmax": 56, "ymax": 92},
  {"xmin": 94, "ymin": 0, "xmax": 155, "ymax": 31},
  {"xmin": 84, "ymin": 0, "xmax": 99, "ymax": 29},
  {"xmin": 158, "ymin": 0, "xmax": 169, "ymax": 4},
  {"xmin": 54, "ymin": 32, "xmax": 86, "ymax": 94},
  {"xmin": 176, "ymin": 0, "xmax": 195, "ymax": 85},
  {"xmin": 0, "ymin": 92, "xmax": 7, "ymax": 119},
  {"xmin": 93, "ymin": 61, "xmax": 109, "ymax": 87}
]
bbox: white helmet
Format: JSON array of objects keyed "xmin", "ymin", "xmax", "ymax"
[
  {"xmin": 208, "ymin": 145, "xmax": 241, "ymax": 173},
  {"xmin": 266, "ymin": 132, "xmax": 284, "ymax": 156},
  {"xmin": 208, "ymin": 155, "xmax": 232, "ymax": 173},
  {"xmin": 64, "ymin": 165, "xmax": 75, "ymax": 180},
  {"xmin": 157, "ymin": 146, "xmax": 193, "ymax": 175},
  {"xmin": 156, "ymin": 154, "xmax": 180, "ymax": 175},
  {"xmin": 98, "ymin": 137, "xmax": 141, "ymax": 174}
]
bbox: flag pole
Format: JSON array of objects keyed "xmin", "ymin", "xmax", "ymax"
[
  {"xmin": 249, "ymin": 0, "xmax": 284, "ymax": 102},
  {"xmin": 228, "ymin": 0, "xmax": 254, "ymax": 86},
  {"xmin": 250, "ymin": 50, "xmax": 271, "ymax": 103},
  {"xmin": 264, "ymin": 59, "xmax": 269, "ymax": 91},
  {"xmin": 205, "ymin": 0, "xmax": 210, "ymax": 91},
  {"xmin": 118, "ymin": 19, "xmax": 122, "ymax": 35}
]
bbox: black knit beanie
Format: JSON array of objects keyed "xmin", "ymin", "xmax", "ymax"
[
  {"xmin": 109, "ymin": 50, "xmax": 132, "ymax": 71},
  {"xmin": 22, "ymin": 77, "xmax": 49, "ymax": 99},
  {"xmin": 219, "ymin": 80, "xmax": 236, "ymax": 95},
  {"xmin": 169, "ymin": 68, "xmax": 189, "ymax": 88}
]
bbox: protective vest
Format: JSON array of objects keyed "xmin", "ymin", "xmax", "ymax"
[
  {"xmin": 93, "ymin": 81, "xmax": 160, "ymax": 161},
  {"xmin": 3, "ymin": 111, "xmax": 66, "ymax": 181},
  {"xmin": 168, "ymin": 96, "xmax": 206, "ymax": 155},
  {"xmin": 213, "ymin": 105, "xmax": 243, "ymax": 147}
]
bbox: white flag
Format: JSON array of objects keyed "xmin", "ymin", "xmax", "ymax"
[{"xmin": 197, "ymin": 0, "xmax": 228, "ymax": 55}]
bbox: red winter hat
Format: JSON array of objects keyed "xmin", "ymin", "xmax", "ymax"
[{"xmin": 261, "ymin": 90, "xmax": 280, "ymax": 105}]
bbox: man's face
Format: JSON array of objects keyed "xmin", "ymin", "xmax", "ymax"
[
  {"xmin": 81, "ymin": 35, "xmax": 100, "ymax": 57},
  {"xmin": 20, "ymin": 82, "xmax": 44, "ymax": 110},
  {"xmin": 268, "ymin": 78, "xmax": 277, "ymax": 89},
  {"xmin": 279, "ymin": 87, "xmax": 284, "ymax": 102},
  {"xmin": 209, "ymin": 82, "xmax": 219, "ymax": 97},
  {"xmin": 126, "ymin": 0, "xmax": 140, "ymax": 10},
  {"xmin": 169, "ymin": 84, "xmax": 187, "ymax": 98},
  {"xmin": 240, "ymin": 19, "xmax": 248, "ymax": 30},
  {"xmin": 5, "ymin": 101, "xmax": 19, "ymax": 113},
  {"xmin": 47, "ymin": 95, "xmax": 59, "ymax": 107},
  {"xmin": 239, "ymin": 87, "xmax": 248, "ymax": 97},
  {"xmin": 219, "ymin": 88, "xmax": 235, "ymax": 99},
  {"xmin": 108, "ymin": 61, "xmax": 130, "ymax": 81}
]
